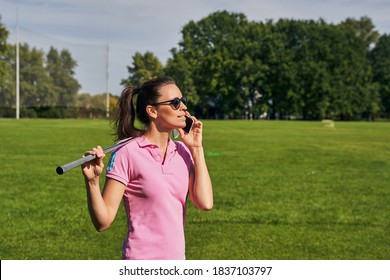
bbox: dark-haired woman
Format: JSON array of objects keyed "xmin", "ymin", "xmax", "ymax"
[{"xmin": 81, "ymin": 76, "xmax": 213, "ymax": 260}]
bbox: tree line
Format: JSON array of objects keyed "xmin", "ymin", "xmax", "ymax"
[
  {"xmin": 0, "ymin": 16, "xmax": 112, "ymax": 118},
  {"xmin": 1, "ymin": 11, "xmax": 390, "ymax": 120}
]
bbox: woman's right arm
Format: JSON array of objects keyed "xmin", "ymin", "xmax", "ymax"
[{"xmin": 82, "ymin": 146, "xmax": 126, "ymax": 232}]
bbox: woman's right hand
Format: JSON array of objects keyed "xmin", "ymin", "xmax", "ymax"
[{"xmin": 81, "ymin": 146, "xmax": 105, "ymax": 182}]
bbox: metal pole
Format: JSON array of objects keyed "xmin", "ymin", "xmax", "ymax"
[
  {"xmin": 16, "ymin": 8, "xmax": 20, "ymax": 120},
  {"xmin": 105, "ymin": 43, "xmax": 109, "ymax": 118}
]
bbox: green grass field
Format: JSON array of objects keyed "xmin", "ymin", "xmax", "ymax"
[{"xmin": 0, "ymin": 119, "xmax": 389, "ymax": 260}]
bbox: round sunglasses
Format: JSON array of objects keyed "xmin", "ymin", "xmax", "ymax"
[{"xmin": 150, "ymin": 96, "xmax": 187, "ymax": 110}]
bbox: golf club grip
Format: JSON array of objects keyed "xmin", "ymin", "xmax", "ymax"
[{"xmin": 56, "ymin": 154, "xmax": 96, "ymax": 175}]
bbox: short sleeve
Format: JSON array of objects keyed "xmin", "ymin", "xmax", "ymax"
[
  {"xmin": 106, "ymin": 146, "xmax": 130, "ymax": 186},
  {"xmin": 175, "ymin": 141, "xmax": 194, "ymax": 171}
]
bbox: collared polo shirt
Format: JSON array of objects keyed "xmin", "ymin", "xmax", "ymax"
[{"xmin": 106, "ymin": 136, "xmax": 193, "ymax": 260}]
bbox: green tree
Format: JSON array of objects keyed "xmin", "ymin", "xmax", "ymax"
[
  {"xmin": 273, "ymin": 18, "xmax": 377, "ymax": 120},
  {"xmin": 0, "ymin": 44, "xmax": 15, "ymax": 111},
  {"xmin": 370, "ymin": 34, "xmax": 390, "ymax": 117},
  {"xmin": 46, "ymin": 47, "xmax": 80, "ymax": 106},
  {"xmin": 339, "ymin": 16, "xmax": 379, "ymax": 47},
  {"xmin": 165, "ymin": 51, "xmax": 198, "ymax": 111},
  {"xmin": 76, "ymin": 92, "xmax": 117, "ymax": 118},
  {"xmin": 0, "ymin": 16, "xmax": 10, "ymax": 108},
  {"xmin": 330, "ymin": 20, "xmax": 378, "ymax": 120},
  {"xmin": 121, "ymin": 51, "xmax": 164, "ymax": 87},
  {"xmin": 17, "ymin": 43, "xmax": 53, "ymax": 109},
  {"xmin": 1, "ymin": 43, "xmax": 81, "ymax": 117},
  {"xmin": 258, "ymin": 19, "xmax": 299, "ymax": 119},
  {"xmin": 169, "ymin": 11, "xmax": 258, "ymax": 118}
]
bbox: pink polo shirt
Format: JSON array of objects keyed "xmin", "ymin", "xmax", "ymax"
[{"xmin": 105, "ymin": 136, "xmax": 193, "ymax": 260}]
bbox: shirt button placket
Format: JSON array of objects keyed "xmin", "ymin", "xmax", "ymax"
[{"xmin": 153, "ymin": 146, "xmax": 161, "ymax": 163}]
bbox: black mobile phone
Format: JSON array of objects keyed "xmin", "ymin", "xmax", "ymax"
[{"xmin": 183, "ymin": 116, "xmax": 194, "ymax": 134}]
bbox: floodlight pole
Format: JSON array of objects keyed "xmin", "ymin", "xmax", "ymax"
[
  {"xmin": 15, "ymin": 8, "xmax": 20, "ymax": 120},
  {"xmin": 105, "ymin": 43, "xmax": 109, "ymax": 118}
]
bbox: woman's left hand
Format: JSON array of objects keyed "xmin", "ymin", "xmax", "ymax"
[{"xmin": 178, "ymin": 115, "xmax": 203, "ymax": 149}]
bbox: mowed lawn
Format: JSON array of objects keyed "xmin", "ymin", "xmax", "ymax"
[{"xmin": 0, "ymin": 119, "xmax": 389, "ymax": 260}]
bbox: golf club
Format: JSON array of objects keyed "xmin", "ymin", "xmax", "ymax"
[{"xmin": 56, "ymin": 137, "xmax": 134, "ymax": 175}]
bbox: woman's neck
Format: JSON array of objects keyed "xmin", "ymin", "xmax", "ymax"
[{"xmin": 144, "ymin": 128, "xmax": 171, "ymax": 158}]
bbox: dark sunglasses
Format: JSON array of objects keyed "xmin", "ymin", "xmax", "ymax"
[{"xmin": 150, "ymin": 96, "xmax": 187, "ymax": 110}]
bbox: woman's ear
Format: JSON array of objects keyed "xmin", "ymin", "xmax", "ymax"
[{"xmin": 146, "ymin": 105, "xmax": 158, "ymax": 119}]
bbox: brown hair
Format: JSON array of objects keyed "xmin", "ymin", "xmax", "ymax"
[{"xmin": 113, "ymin": 76, "xmax": 176, "ymax": 140}]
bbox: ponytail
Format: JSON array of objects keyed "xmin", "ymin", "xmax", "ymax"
[{"xmin": 113, "ymin": 86, "xmax": 144, "ymax": 141}]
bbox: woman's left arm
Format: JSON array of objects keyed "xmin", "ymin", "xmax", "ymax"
[
  {"xmin": 188, "ymin": 146, "xmax": 213, "ymax": 210},
  {"xmin": 179, "ymin": 117, "xmax": 213, "ymax": 210}
]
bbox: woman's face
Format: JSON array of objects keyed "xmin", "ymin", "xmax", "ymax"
[{"xmin": 152, "ymin": 84, "xmax": 188, "ymax": 131}]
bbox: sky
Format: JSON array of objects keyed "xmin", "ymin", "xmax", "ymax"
[{"xmin": 1, "ymin": 0, "xmax": 390, "ymax": 95}]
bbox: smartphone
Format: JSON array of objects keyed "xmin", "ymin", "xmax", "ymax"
[{"xmin": 183, "ymin": 116, "xmax": 194, "ymax": 134}]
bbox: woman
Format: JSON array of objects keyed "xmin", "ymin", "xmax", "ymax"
[{"xmin": 81, "ymin": 76, "xmax": 213, "ymax": 260}]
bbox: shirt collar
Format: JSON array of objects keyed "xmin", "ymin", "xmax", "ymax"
[{"xmin": 136, "ymin": 135, "xmax": 177, "ymax": 153}]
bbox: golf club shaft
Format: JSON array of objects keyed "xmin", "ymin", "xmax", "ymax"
[{"xmin": 56, "ymin": 137, "xmax": 134, "ymax": 175}]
